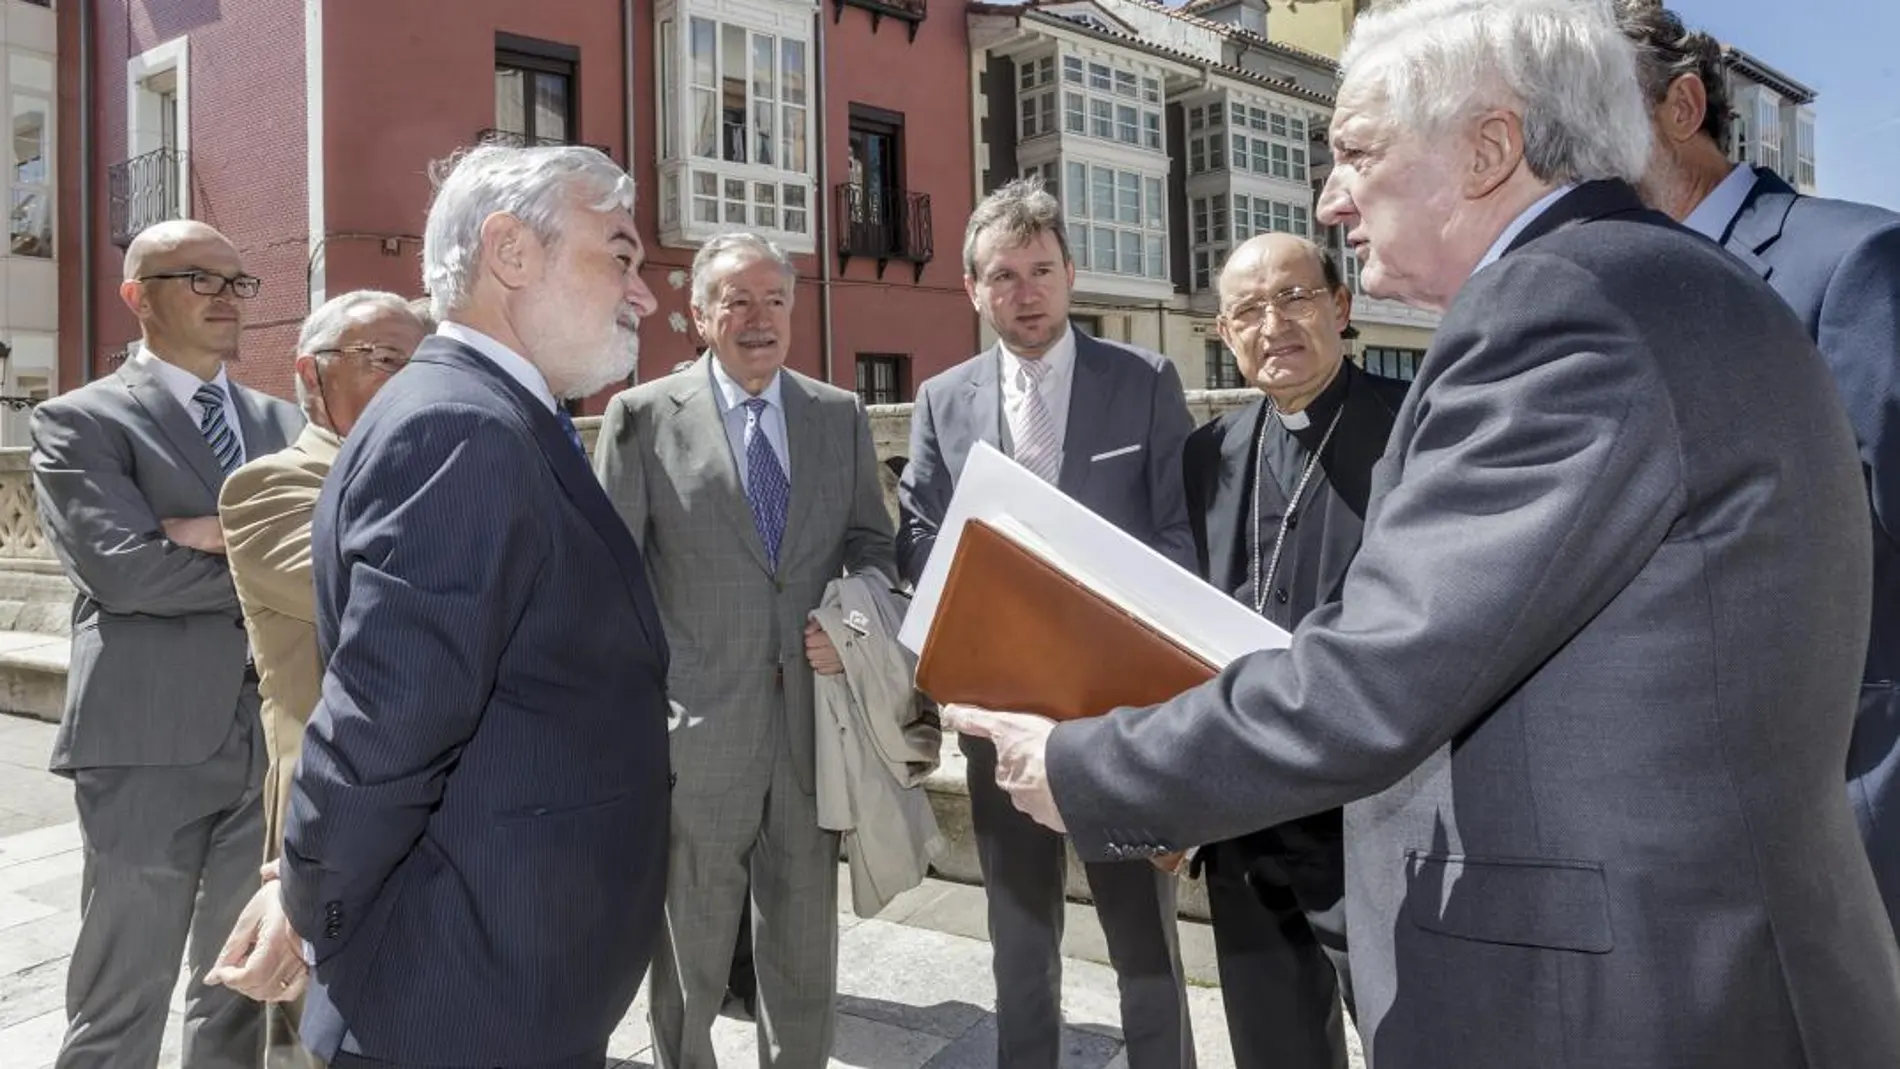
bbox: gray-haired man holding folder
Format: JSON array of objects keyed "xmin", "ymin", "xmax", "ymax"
[{"xmin": 896, "ymin": 177, "xmax": 1198, "ymax": 1069}]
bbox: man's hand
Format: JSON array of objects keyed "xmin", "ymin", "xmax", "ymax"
[
  {"xmin": 805, "ymin": 619, "xmax": 844, "ymax": 676},
  {"xmin": 204, "ymin": 864, "xmax": 307, "ymax": 1003},
  {"xmin": 162, "ymin": 516, "xmax": 227, "ymax": 555},
  {"xmin": 942, "ymin": 705, "xmax": 1065, "ymax": 833}
]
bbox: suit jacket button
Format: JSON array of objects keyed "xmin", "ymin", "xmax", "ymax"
[
  {"xmin": 668, "ymin": 772, "xmax": 678, "ymax": 789},
  {"xmin": 1274, "ymin": 588, "xmax": 1289, "ymax": 604},
  {"xmin": 233, "ymin": 617, "xmax": 246, "ymax": 629}
]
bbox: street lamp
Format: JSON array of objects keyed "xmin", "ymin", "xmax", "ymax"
[{"xmin": 0, "ymin": 341, "xmax": 46, "ymax": 410}]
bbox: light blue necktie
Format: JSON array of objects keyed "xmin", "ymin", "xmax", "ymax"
[
  {"xmin": 743, "ymin": 397, "xmax": 790, "ymax": 570},
  {"xmin": 193, "ymin": 382, "xmax": 243, "ymax": 476}
]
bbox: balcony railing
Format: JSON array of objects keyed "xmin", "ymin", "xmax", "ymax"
[
  {"xmin": 108, "ymin": 148, "xmax": 185, "ymax": 248},
  {"xmin": 831, "ymin": 0, "xmax": 927, "ymax": 41},
  {"xmin": 475, "ymin": 128, "xmax": 615, "ymax": 158},
  {"xmin": 835, "ymin": 184, "xmax": 932, "ymax": 283}
]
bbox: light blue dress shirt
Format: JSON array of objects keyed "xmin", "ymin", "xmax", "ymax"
[
  {"xmin": 1681, "ymin": 163, "xmax": 1756, "ymax": 242},
  {"xmin": 1471, "ymin": 183, "xmax": 1578, "ymax": 278},
  {"xmin": 709, "ymin": 356, "xmax": 791, "ymax": 492}
]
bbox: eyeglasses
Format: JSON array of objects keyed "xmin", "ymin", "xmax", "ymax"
[
  {"xmin": 136, "ymin": 270, "xmax": 263, "ymax": 299},
  {"xmin": 1221, "ymin": 286, "xmax": 1329, "ymax": 328},
  {"xmin": 310, "ymin": 343, "xmax": 411, "ymax": 375}
]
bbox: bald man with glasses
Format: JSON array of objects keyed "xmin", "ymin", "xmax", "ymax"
[{"xmin": 30, "ymin": 219, "xmax": 302, "ymax": 1069}]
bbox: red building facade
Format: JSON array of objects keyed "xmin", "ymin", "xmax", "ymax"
[{"xmin": 52, "ymin": 0, "xmax": 976, "ymax": 409}]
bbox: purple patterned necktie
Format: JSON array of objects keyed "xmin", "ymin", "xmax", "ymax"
[{"xmin": 743, "ymin": 397, "xmax": 790, "ymax": 570}]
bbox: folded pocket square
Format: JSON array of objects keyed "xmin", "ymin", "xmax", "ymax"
[{"xmin": 1090, "ymin": 444, "xmax": 1143, "ymax": 462}]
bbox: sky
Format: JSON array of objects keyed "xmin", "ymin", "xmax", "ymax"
[{"xmin": 1669, "ymin": 0, "xmax": 1899, "ymax": 210}]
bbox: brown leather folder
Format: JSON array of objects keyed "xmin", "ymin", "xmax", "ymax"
[{"xmin": 915, "ymin": 518, "xmax": 1217, "ymax": 721}]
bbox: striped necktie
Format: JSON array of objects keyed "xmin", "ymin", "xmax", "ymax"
[
  {"xmin": 1011, "ymin": 358, "xmax": 1062, "ymax": 484},
  {"xmin": 193, "ymin": 382, "xmax": 244, "ymax": 476}
]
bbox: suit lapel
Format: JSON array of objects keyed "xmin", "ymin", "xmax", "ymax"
[
  {"xmin": 1720, "ymin": 167, "xmax": 1797, "ymax": 282},
  {"xmin": 962, "ymin": 347, "xmax": 1004, "ymax": 455},
  {"xmin": 1206, "ymin": 399, "xmax": 1266, "ymax": 594},
  {"xmin": 669, "ymin": 357, "xmax": 775, "ymax": 576},
  {"xmin": 117, "ymin": 359, "xmax": 226, "ymax": 495},
  {"xmin": 427, "ymin": 340, "xmax": 667, "ymax": 665},
  {"xmin": 779, "ymin": 374, "xmax": 820, "ymax": 567},
  {"xmin": 227, "ymin": 382, "xmax": 286, "ymax": 460},
  {"xmin": 1057, "ymin": 336, "xmax": 1110, "ymax": 493}
]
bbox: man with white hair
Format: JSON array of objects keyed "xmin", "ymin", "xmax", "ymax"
[
  {"xmin": 197, "ymin": 290, "xmax": 428, "ymax": 1066},
  {"xmin": 231, "ymin": 145, "xmax": 673, "ymax": 1069},
  {"xmin": 596, "ymin": 231, "xmax": 895, "ymax": 1069},
  {"xmin": 951, "ymin": 1, "xmax": 1900, "ymax": 1065}
]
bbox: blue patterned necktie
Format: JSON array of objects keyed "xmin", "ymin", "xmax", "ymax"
[
  {"xmin": 555, "ymin": 407, "xmax": 588, "ymax": 460},
  {"xmin": 742, "ymin": 397, "xmax": 790, "ymax": 571},
  {"xmin": 193, "ymin": 382, "xmax": 243, "ymax": 476}
]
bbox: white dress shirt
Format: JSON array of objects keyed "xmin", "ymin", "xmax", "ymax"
[
  {"xmin": 1471, "ymin": 183, "xmax": 1578, "ymax": 278},
  {"xmin": 1000, "ymin": 324, "xmax": 1077, "ymax": 453},
  {"xmin": 132, "ymin": 345, "xmax": 248, "ymax": 463},
  {"xmin": 436, "ymin": 322, "xmax": 558, "ymax": 413},
  {"xmin": 1682, "ymin": 163, "xmax": 1757, "ymax": 242},
  {"xmin": 709, "ymin": 355, "xmax": 791, "ymax": 493}
]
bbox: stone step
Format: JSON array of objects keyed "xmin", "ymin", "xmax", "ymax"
[{"xmin": 0, "ymin": 632, "xmax": 64, "ymax": 725}]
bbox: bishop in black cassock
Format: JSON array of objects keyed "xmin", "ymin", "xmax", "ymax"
[{"xmin": 1183, "ymin": 234, "xmax": 1408, "ymax": 1069}]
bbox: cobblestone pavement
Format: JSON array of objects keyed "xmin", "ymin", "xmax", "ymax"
[{"xmin": 0, "ymin": 712, "xmax": 1364, "ymax": 1068}]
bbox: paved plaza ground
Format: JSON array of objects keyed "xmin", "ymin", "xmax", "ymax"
[{"xmin": 0, "ymin": 712, "xmax": 1364, "ymax": 1068}]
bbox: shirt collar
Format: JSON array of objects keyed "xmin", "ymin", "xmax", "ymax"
[
  {"xmin": 435, "ymin": 322, "xmax": 558, "ymax": 413},
  {"xmin": 999, "ymin": 324, "xmax": 1077, "ymax": 383},
  {"xmin": 133, "ymin": 343, "xmax": 232, "ymax": 409},
  {"xmin": 708, "ymin": 353, "xmax": 785, "ymax": 414},
  {"xmin": 1682, "ymin": 163, "xmax": 1757, "ymax": 242},
  {"xmin": 1471, "ymin": 183, "xmax": 1577, "ymax": 278},
  {"xmin": 1273, "ymin": 359, "xmax": 1352, "ymax": 441}
]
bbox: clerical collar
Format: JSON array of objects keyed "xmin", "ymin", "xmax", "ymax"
[{"xmin": 1272, "ymin": 361, "xmax": 1352, "ymax": 444}]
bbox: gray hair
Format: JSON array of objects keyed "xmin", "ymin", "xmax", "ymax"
[
  {"xmin": 1340, "ymin": 0, "xmax": 1652, "ymax": 185},
  {"xmin": 293, "ymin": 289, "xmax": 428, "ymax": 413},
  {"xmin": 963, "ymin": 177, "xmax": 1071, "ymax": 278},
  {"xmin": 689, "ymin": 232, "xmax": 797, "ymax": 313},
  {"xmin": 421, "ymin": 144, "xmax": 637, "ymax": 322}
]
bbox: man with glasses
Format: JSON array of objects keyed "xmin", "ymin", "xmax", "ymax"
[
  {"xmin": 200, "ymin": 290, "xmax": 429, "ymax": 1067},
  {"xmin": 30, "ymin": 219, "xmax": 302, "ymax": 1069},
  {"xmin": 1184, "ymin": 233, "xmax": 1407, "ymax": 1069}
]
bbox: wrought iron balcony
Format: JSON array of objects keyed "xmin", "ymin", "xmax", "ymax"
[
  {"xmin": 107, "ymin": 148, "xmax": 186, "ymax": 248},
  {"xmin": 831, "ymin": 0, "xmax": 926, "ymax": 41},
  {"xmin": 835, "ymin": 184, "xmax": 932, "ymax": 283},
  {"xmin": 475, "ymin": 128, "xmax": 614, "ymax": 158}
]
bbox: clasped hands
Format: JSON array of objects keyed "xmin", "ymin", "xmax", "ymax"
[{"xmin": 204, "ymin": 860, "xmax": 307, "ymax": 1003}]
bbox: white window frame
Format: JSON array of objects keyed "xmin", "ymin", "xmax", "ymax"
[
  {"xmin": 653, "ymin": 0, "xmax": 815, "ymax": 253},
  {"xmin": 1048, "ymin": 48, "xmax": 1165, "ymax": 157},
  {"xmin": 1065, "ymin": 158, "xmax": 1168, "ymax": 282},
  {"xmin": 125, "ymin": 36, "xmax": 189, "ymax": 219},
  {"xmin": 6, "ymin": 47, "xmax": 56, "ymax": 259}
]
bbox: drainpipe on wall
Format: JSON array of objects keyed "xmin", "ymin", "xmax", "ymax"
[
  {"xmin": 815, "ymin": 9, "xmax": 834, "ymax": 385},
  {"xmin": 622, "ymin": 0, "xmax": 638, "ymax": 383},
  {"xmin": 79, "ymin": 0, "xmax": 95, "ymax": 383}
]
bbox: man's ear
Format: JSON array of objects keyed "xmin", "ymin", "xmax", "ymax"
[
  {"xmin": 1657, "ymin": 72, "xmax": 1710, "ymax": 147},
  {"xmin": 118, "ymin": 279, "xmax": 147, "ymax": 318},
  {"xmin": 1465, "ymin": 109, "xmax": 1526, "ymax": 200},
  {"xmin": 478, "ymin": 213, "xmax": 543, "ymax": 292}
]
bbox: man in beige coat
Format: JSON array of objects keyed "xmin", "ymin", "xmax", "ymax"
[{"xmin": 204, "ymin": 290, "xmax": 428, "ymax": 1065}]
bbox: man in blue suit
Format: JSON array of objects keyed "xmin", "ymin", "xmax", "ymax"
[
  {"xmin": 1618, "ymin": 0, "xmax": 1900, "ymax": 938},
  {"xmin": 212, "ymin": 144, "xmax": 673, "ymax": 1068}
]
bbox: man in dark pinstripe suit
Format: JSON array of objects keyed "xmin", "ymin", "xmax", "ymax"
[{"xmin": 222, "ymin": 145, "xmax": 674, "ymax": 1069}]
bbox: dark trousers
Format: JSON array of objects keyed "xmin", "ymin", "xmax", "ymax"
[
  {"xmin": 1202, "ymin": 823, "xmax": 1353, "ymax": 1069},
  {"xmin": 330, "ymin": 1052, "xmax": 604, "ymax": 1069},
  {"xmin": 963, "ymin": 736, "xmax": 1195, "ymax": 1069}
]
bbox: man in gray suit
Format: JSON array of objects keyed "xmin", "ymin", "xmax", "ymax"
[
  {"xmin": 595, "ymin": 232, "xmax": 896, "ymax": 1069},
  {"xmin": 31, "ymin": 219, "xmax": 302, "ymax": 1069},
  {"xmin": 897, "ymin": 178, "xmax": 1197, "ymax": 1069},
  {"xmin": 952, "ymin": 2, "xmax": 1900, "ymax": 1067}
]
